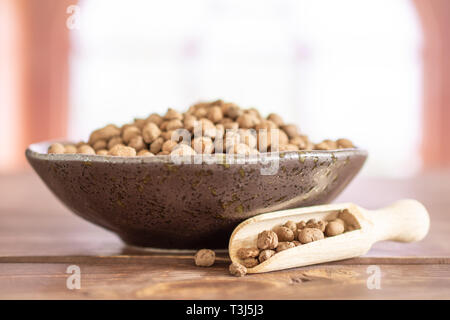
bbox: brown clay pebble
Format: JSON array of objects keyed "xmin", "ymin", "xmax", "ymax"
[
  {"xmin": 294, "ymin": 229, "xmax": 301, "ymax": 240},
  {"xmin": 274, "ymin": 226, "xmax": 295, "ymax": 242},
  {"xmin": 128, "ymin": 135, "xmax": 146, "ymax": 152},
  {"xmin": 224, "ymin": 105, "xmax": 241, "ymax": 119},
  {"xmin": 194, "ymin": 249, "xmax": 215, "ymax": 267},
  {"xmin": 96, "ymin": 149, "xmax": 108, "ymax": 156},
  {"xmin": 281, "ymin": 124, "xmax": 299, "ymax": 138},
  {"xmin": 171, "ymin": 144, "xmax": 196, "ymax": 156},
  {"xmin": 267, "ymin": 113, "xmax": 284, "ymax": 126},
  {"xmin": 194, "ymin": 107, "xmax": 207, "ymax": 118},
  {"xmin": 162, "ymin": 140, "xmax": 178, "ymax": 153},
  {"xmin": 277, "ymin": 130, "xmax": 289, "ymax": 146},
  {"xmin": 207, "ymin": 106, "xmax": 223, "ymax": 123},
  {"xmin": 258, "ymin": 128, "xmax": 284, "ymax": 151},
  {"xmin": 134, "ymin": 118, "xmax": 146, "ymax": 130},
  {"xmin": 166, "ymin": 119, "xmax": 183, "ymax": 131},
  {"xmin": 333, "ymin": 218, "xmax": 346, "ymax": 227},
  {"xmin": 237, "ymin": 247, "xmax": 260, "ymax": 259},
  {"xmin": 324, "ymin": 139, "xmax": 338, "ymax": 149},
  {"xmin": 160, "ymin": 130, "xmax": 174, "ymax": 141},
  {"xmin": 137, "ymin": 150, "xmax": 154, "ymax": 157},
  {"xmin": 278, "ymin": 144, "xmax": 299, "ymax": 152},
  {"xmin": 164, "ymin": 108, "xmax": 183, "ymax": 120},
  {"xmin": 257, "ymin": 230, "xmax": 278, "ymax": 250},
  {"xmin": 184, "ymin": 114, "xmax": 197, "ymax": 132},
  {"xmin": 108, "ymin": 136, "xmax": 123, "ymax": 149},
  {"xmin": 229, "ymin": 262, "xmax": 247, "ymax": 277},
  {"xmin": 197, "ymin": 118, "xmax": 216, "ymax": 138},
  {"xmin": 223, "ymin": 121, "xmax": 239, "ymax": 130},
  {"xmin": 337, "ymin": 138, "xmax": 354, "ymax": 149},
  {"xmin": 258, "ymin": 249, "xmax": 276, "ymax": 263},
  {"xmin": 150, "ymin": 137, "xmax": 164, "ymax": 154},
  {"xmin": 64, "ymin": 145, "xmax": 78, "ymax": 154},
  {"xmin": 290, "ymin": 136, "xmax": 307, "ymax": 149},
  {"xmin": 237, "ymin": 113, "xmax": 257, "ymax": 129},
  {"xmin": 297, "ymin": 221, "xmax": 306, "ymax": 230},
  {"xmin": 276, "ymin": 241, "xmax": 296, "ymax": 252},
  {"xmin": 255, "ymin": 120, "xmax": 277, "ymax": 131},
  {"xmin": 306, "ymin": 219, "xmax": 328, "ymax": 232},
  {"xmin": 192, "ymin": 137, "xmax": 214, "ymax": 154},
  {"xmin": 250, "ymin": 109, "xmax": 262, "ymax": 120},
  {"xmin": 122, "ymin": 126, "xmax": 141, "ymax": 144},
  {"xmin": 242, "ymin": 258, "xmax": 259, "ymax": 268},
  {"xmin": 283, "ymin": 221, "xmax": 297, "ymax": 232},
  {"xmin": 77, "ymin": 145, "xmax": 96, "ymax": 155},
  {"xmin": 48, "ymin": 143, "xmax": 65, "ymax": 154},
  {"xmin": 325, "ymin": 220, "xmax": 345, "ymax": 237},
  {"xmin": 88, "ymin": 125, "xmax": 120, "ymax": 145},
  {"xmin": 239, "ymin": 129, "xmax": 257, "ymax": 149},
  {"xmin": 108, "ymin": 145, "xmax": 136, "ymax": 157},
  {"xmin": 298, "ymin": 228, "xmax": 325, "ymax": 244},
  {"xmin": 159, "ymin": 121, "xmax": 169, "ymax": 131},
  {"xmin": 146, "ymin": 113, "xmax": 163, "ymax": 126},
  {"xmin": 315, "ymin": 141, "xmax": 330, "ymax": 150},
  {"xmin": 92, "ymin": 140, "xmax": 107, "ymax": 151},
  {"xmin": 142, "ymin": 122, "xmax": 161, "ymax": 143}
]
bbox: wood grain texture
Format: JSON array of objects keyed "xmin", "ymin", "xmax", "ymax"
[
  {"xmin": 0, "ymin": 172, "xmax": 449, "ymax": 299},
  {"xmin": 0, "ymin": 255, "xmax": 449, "ymax": 299}
]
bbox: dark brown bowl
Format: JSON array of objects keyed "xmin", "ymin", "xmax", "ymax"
[{"xmin": 26, "ymin": 141, "xmax": 367, "ymax": 249}]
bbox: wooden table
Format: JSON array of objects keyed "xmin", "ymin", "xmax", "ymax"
[{"xmin": 1, "ymin": 172, "xmax": 449, "ymax": 299}]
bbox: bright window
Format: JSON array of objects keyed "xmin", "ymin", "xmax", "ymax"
[{"xmin": 70, "ymin": 0, "xmax": 422, "ymax": 177}]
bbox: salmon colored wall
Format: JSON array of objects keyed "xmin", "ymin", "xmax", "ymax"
[
  {"xmin": 0, "ymin": 0, "xmax": 75, "ymax": 171},
  {"xmin": 414, "ymin": 0, "xmax": 450, "ymax": 168},
  {"xmin": 0, "ymin": 0, "xmax": 24, "ymax": 171}
]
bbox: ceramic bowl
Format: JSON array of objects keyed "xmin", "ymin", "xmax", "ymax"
[{"xmin": 26, "ymin": 141, "xmax": 367, "ymax": 249}]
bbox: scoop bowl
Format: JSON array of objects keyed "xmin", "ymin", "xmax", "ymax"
[{"xmin": 26, "ymin": 141, "xmax": 367, "ymax": 249}]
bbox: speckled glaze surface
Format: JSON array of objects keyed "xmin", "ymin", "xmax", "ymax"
[{"xmin": 26, "ymin": 141, "xmax": 367, "ymax": 249}]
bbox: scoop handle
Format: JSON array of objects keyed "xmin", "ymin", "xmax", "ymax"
[{"xmin": 366, "ymin": 199, "xmax": 430, "ymax": 243}]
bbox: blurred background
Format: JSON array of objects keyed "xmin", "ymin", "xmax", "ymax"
[{"xmin": 0, "ymin": 0, "xmax": 449, "ymax": 177}]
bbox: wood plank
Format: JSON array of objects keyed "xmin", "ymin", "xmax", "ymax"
[{"xmin": 0, "ymin": 261, "xmax": 449, "ymax": 299}]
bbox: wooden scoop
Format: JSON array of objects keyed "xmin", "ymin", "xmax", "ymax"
[{"xmin": 229, "ymin": 199, "xmax": 430, "ymax": 273}]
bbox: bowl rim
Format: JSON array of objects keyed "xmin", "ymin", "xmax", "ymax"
[{"xmin": 26, "ymin": 140, "xmax": 368, "ymax": 165}]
